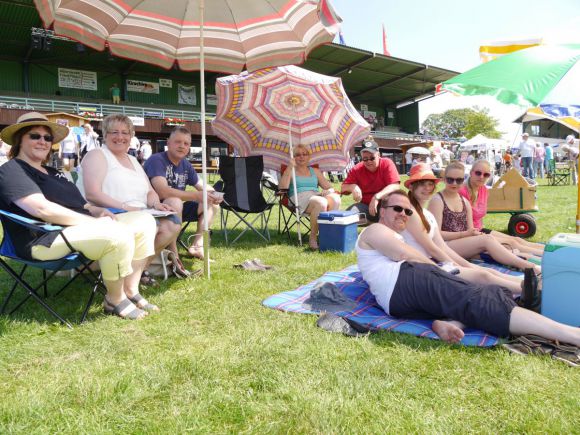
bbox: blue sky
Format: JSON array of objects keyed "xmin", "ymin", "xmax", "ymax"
[{"xmin": 330, "ymin": 0, "xmax": 579, "ymax": 141}]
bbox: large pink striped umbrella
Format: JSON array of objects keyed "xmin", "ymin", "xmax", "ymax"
[
  {"xmin": 33, "ymin": 0, "xmax": 341, "ymax": 275},
  {"xmin": 212, "ymin": 65, "xmax": 370, "ymax": 172}
]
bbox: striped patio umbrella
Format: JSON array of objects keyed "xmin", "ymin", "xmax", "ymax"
[
  {"xmin": 211, "ymin": 65, "xmax": 369, "ymax": 245},
  {"xmin": 211, "ymin": 65, "xmax": 370, "ymax": 172},
  {"xmin": 33, "ymin": 0, "xmax": 341, "ymax": 276}
]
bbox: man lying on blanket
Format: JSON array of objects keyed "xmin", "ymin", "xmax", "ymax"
[{"xmin": 356, "ymin": 189, "xmax": 580, "ymax": 346}]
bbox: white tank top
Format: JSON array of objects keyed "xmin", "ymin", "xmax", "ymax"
[
  {"xmin": 356, "ymin": 231, "xmax": 404, "ymax": 315},
  {"xmin": 400, "ymin": 208, "xmax": 437, "ymax": 257},
  {"xmin": 100, "ymin": 146, "xmax": 150, "ymax": 207}
]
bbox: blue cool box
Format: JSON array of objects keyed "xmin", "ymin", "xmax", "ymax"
[
  {"xmin": 541, "ymin": 233, "xmax": 580, "ymax": 327},
  {"xmin": 317, "ymin": 210, "xmax": 359, "ymax": 253}
]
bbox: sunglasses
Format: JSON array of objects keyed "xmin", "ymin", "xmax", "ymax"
[
  {"xmin": 28, "ymin": 133, "xmax": 54, "ymax": 142},
  {"xmin": 362, "ymin": 156, "xmax": 376, "ymax": 162},
  {"xmin": 473, "ymin": 170, "xmax": 491, "ymax": 178},
  {"xmin": 383, "ymin": 205, "xmax": 414, "ymax": 216},
  {"xmin": 445, "ymin": 177, "xmax": 464, "ymax": 185},
  {"xmin": 294, "ymin": 153, "xmax": 309, "ymax": 157}
]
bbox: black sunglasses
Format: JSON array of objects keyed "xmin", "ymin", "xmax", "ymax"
[
  {"xmin": 445, "ymin": 177, "xmax": 464, "ymax": 185},
  {"xmin": 28, "ymin": 133, "xmax": 54, "ymax": 142},
  {"xmin": 362, "ymin": 156, "xmax": 376, "ymax": 162},
  {"xmin": 383, "ymin": 205, "xmax": 414, "ymax": 216},
  {"xmin": 474, "ymin": 170, "xmax": 491, "ymax": 178}
]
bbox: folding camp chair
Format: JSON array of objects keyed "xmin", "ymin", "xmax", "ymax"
[
  {"xmin": 218, "ymin": 156, "xmax": 275, "ymax": 245},
  {"xmin": 547, "ymin": 159, "xmax": 570, "ymax": 186},
  {"xmin": 277, "ymin": 164, "xmax": 312, "ymax": 242},
  {"xmin": 0, "ymin": 210, "xmax": 105, "ymax": 328}
]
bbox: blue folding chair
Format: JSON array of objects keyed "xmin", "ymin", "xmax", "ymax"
[{"xmin": 0, "ymin": 210, "xmax": 106, "ymax": 328}]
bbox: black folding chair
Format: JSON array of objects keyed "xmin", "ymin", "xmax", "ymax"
[
  {"xmin": 0, "ymin": 210, "xmax": 106, "ymax": 328},
  {"xmin": 218, "ymin": 156, "xmax": 275, "ymax": 245}
]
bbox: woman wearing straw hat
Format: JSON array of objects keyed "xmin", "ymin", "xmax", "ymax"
[
  {"xmin": 402, "ymin": 163, "xmax": 528, "ymax": 295},
  {"xmin": 0, "ymin": 112, "xmax": 159, "ymax": 320}
]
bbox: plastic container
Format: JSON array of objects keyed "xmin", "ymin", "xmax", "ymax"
[
  {"xmin": 317, "ymin": 210, "xmax": 359, "ymax": 253},
  {"xmin": 541, "ymin": 233, "xmax": 580, "ymax": 326}
]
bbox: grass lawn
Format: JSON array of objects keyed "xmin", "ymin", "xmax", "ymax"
[{"xmin": 1, "ymin": 176, "xmax": 579, "ymax": 433}]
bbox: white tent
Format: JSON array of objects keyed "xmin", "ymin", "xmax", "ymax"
[{"xmin": 459, "ymin": 134, "xmax": 508, "ymax": 152}]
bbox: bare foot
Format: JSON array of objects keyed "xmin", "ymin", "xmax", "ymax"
[
  {"xmin": 432, "ymin": 320, "xmax": 465, "ymax": 344},
  {"xmin": 308, "ymin": 238, "xmax": 319, "ymax": 250}
]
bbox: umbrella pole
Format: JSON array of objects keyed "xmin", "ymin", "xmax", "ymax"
[
  {"xmin": 199, "ymin": 0, "xmax": 211, "ymax": 278},
  {"xmin": 288, "ymin": 119, "xmax": 302, "ymax": 246}
]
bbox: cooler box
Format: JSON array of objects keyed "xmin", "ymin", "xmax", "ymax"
[
  {"xmin": 318, "ymin": 210, "xmax": 359, "ymax": 253},
  {"xmin": 541, "ymin": 233, "xmax": 580, "ymax": 326}
]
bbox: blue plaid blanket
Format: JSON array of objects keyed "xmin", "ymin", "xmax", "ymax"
[{"xmin": 263, "ymin": 263, "xmax": 523, "ymax": 347}]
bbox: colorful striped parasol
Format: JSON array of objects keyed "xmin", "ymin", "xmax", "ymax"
[{"xmin": 212, "ymin": 65, "xmax": 370, "ymax": 172}]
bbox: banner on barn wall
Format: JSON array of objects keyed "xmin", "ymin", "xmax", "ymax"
[
  {"xmin": 58, "ymin": 68, "xmax": 98, "ymax": 91},
  {"xmin": 178, "ymin": 84, "xmax": 197, "ymax": 105},
  {"xmin": 126, "ymin": 79, "xmax": 160, "ymax": 94}
]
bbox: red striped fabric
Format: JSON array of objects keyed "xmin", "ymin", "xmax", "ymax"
[{"xmin": 34, "ymin": 0, "xmax": 342, "ymax": 73}]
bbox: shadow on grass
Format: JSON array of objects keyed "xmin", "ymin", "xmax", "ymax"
[{"xmin": 0, "ymin": 259, "xmax": 173, "ymax": 328}]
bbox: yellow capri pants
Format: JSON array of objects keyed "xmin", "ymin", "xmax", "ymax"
[{"xmin": 31, "ymin": 211, "xmax": 156, "ymax": 281}]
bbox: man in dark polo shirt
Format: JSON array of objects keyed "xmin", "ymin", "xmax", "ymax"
[{"xmin": 144, "ymin": 127, "xmax": 222, "ymax": 260}]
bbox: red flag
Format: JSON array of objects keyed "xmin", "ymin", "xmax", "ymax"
[{"xmin": 382, "ymin": 24, "xmax": 390, "ymax": 56}]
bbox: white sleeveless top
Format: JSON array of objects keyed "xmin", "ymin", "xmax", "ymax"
[
  {"xmin": 356, "ymin": 231, "xmax": 404, "ymax": 315},
  {"xmin": 400, "ymin": 208, "xmax": 437, "ymax": 257},
  {"xmin": 99, "ymin": 146, "xmax": 150, "ymax": 207}
]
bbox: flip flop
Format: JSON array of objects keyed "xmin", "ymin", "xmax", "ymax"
[
  {"xmin": 127, "ymin": 293, "xmax": 159, "ymax": 312},
  {"xmin": 551, "ymin": 350, "xmax": 580, "ymax": 367}
]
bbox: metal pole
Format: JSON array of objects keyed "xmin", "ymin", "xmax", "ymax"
[
  {"xmin": 288, "ymin": 118, "xmax": 302, "ymax": 246},
  {"xmin": 200, "ymin": 0, "xmax": 211, "ymax": 277}
]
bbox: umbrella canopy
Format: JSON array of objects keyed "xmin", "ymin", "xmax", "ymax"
[
  {"xmin": 443, "ymin": 44, "xmax": 580, "ymax": 117},
  {"xmin": 34, "ymin": 0, "xmax": 341, "ymax": 275},
  {"xmin": 443, "ymin": 43, "xmax": 580, "ymax": 233},
  {"xmin": 406, "ymin": 146, "xmax": 431, "ymax": 155},
  {"xmin": 211, "ymin": 65, "xmax": 370, "ymax": 171},
  {"xmin": 33, "ymin": 0, "xmax": 341, "ymax": 74}
]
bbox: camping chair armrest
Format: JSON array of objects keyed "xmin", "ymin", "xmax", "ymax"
[
  {"xmin": 276, "ymin": 189, "xmax": 290, "ymax": 197},
  {"xmin": 0, "ymin": 210, "xmax": 63, "ymax": 233}
]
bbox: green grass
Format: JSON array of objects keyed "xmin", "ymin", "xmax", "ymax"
[{"xmin": 1, "ymin": 178, "xmax": 579, "ymax": 433}]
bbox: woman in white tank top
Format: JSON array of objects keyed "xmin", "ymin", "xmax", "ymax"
[{"xmin": 81, "ymin": 115, "xmax": 183, "ymax": 284}]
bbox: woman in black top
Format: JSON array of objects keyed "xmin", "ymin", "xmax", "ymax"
[{"xmin": 0, "ymin": 112, "xmax": 158, "ymax": 320}]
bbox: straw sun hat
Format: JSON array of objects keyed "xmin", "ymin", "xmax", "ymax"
[
  {"xmin": 404, "ymin": 163, "xmax": 441, "ymax": 189},
  {"xmin": 0, "ymin": 112, "xmax": 69, "ymax": 146}
]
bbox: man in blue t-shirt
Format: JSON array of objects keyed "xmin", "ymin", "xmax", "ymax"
[{"xmin": 144, "ymin": 127, "xmax": 222, "ymax": 260}]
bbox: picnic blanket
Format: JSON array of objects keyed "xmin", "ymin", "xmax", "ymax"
[{"xmin": 263, "ymin": 263, "xmax": 523, "ymax": 347}]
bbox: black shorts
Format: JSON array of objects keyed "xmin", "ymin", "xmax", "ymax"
[
  {"xmin": 389, "ymin": 262, "xmax": 516, "ymax": 337},
  {"xmin": 183, "ymin": 201, "xmax": 200, "ymax": 222}
]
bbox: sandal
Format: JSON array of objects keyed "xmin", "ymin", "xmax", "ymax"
[
  {"xmin": 252, "ymin": 258, "xmax": 272, "ymax": 270},
  {"xmin": 128, "ymin": 293, "xmax": 159, "ymax": 312},
  {"xmin": 103, "ymin": 298, "xmax": 147, "ymax": 320},
  {"xmin": 140, "ymin": 271, "xmax": 159, "ymax": 287},
  {"xmin": 234, "ymin": 260, "xmax": 266, "ymax": 271}
]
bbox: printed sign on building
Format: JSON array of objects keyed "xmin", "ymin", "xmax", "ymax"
[
  {"xmin": 159, "ymin": 78, "xmax": 173, "ymax": 88},
  {"xmin": 58, "ymin": 68, "xmax": 98, "ymax": 91},
  {"xmin": 126, "ymin": 79, "xmax": 160, "ymax": 94},
  {"xmin": 178, "ymin": 84, "xmax": 197, "ymax": 105}
]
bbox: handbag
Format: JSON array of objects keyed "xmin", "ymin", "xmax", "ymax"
[{"xmin": 147, "ymin": 249, "xmax": 190, "ymax": 280}]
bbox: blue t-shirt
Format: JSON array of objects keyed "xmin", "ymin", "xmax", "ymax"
[{"xmin": 144, "ymin": 151, "xmax": 199, "ymax": 191}]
